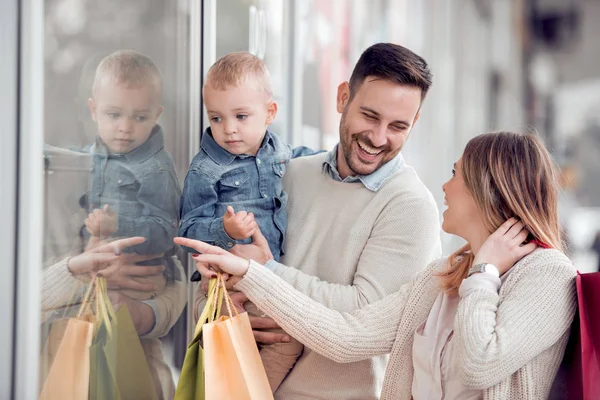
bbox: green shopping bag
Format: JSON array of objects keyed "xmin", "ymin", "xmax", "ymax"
[
  {"xmin": 89, "ymin": 279, "xmax": 158, "ymax": 400},
  {"xmin": 174, "ymin": 277, "xmax": 223, "ymax": 400}
]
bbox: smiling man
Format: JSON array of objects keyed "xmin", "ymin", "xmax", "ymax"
[{"xmin": 196, "ymin": 43, "xmax": 442, "ymax": 399}]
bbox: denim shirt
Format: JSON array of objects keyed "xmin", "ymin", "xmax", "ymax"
[
  {"xmin": 179, "ymin": 128, "xmax": 314, "ymax": 261},
  {"xmin": 85, "ymin": 125, "xmax": 181, "ymax": 262},
  {"xmin": 322, "ymin": 144, "xmax": 405, "ymax": 191}
]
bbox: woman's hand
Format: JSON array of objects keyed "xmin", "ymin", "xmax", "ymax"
[
  {"xmin": 98, "ymin": 252, "xmax": 165, "ymax": 292},
  {"xmin": 473, "ymin": 218, "xmax": 538, "ymax": 275},
  {"xmin": 67, "ymin": 236, "xmax": 146, "ymax": 275},
  {"xmin": 173, "ymin": 237, "xmax": 251, "ymax": 278}
]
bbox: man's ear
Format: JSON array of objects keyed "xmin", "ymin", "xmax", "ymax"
[
  {"xmin": 336, "ymin": 82, "xmax": 351, "ymax": 113},
  {"xmin": 412, "ymin": 109, "xmax": 421, "ymax": 127},
  {"xmin": 155, "ymin": 105, "xmax": 164, "ymax": 121}
]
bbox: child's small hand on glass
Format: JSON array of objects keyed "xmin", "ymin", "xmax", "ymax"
[
  {"xmin": 223, "ymin": 206, "xmax": 258, "ymax": 240},
  {"xmin": 85, "ymin": 204, "xmax": 118, "ymax": 238}
]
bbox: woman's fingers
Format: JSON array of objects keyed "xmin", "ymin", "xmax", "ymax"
[
  {"xmin": 195, "ymin": 261, "xmax": 219, "ymax": 279},
  {"xmin": 518, "ymin": 241, "xmax": 538, "ymax": 258},
  {"xmin": 193, "ymin": 254, "xmax": 227, "ymax": 270},
  {"xmin": 90, "ymin": 253, "xmax": 120, "ymax": 270},
  {"xmin": 513, "ymin": 227, "xmax": 529, "ymax": 245},
  {"xmin": 494, "ymin": 217, "xmax": 518, "ymax": 237},
  {"xmin": 174, "ymin": 237, "xmax": 227, "ymax": 255},
  {"xmin": 91, "ymin": 236, "xmax": 146, "ymax": 254},
  {"xmin": 505, "ymin": 220, "xmax": 525, "ymax": 239}
]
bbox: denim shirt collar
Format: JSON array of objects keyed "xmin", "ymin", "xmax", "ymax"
[
  {"xmin": 322, "ymin": 144, "xmax": 405, "ymax": 192},
  {"xmin": 94, "ymin": 124, "xmax": 165, "ymax": 163},
  {"xmin": 200, "ymin": 127, "xmax": 275, "ymax": 165}
]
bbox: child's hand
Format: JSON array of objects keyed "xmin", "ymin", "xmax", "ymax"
[
  {"xmin": 85, "ymin": 204, "xmax": 118, "ymax": 238},
  {"xmin": 223, "ymin": 206, "xmax": 258, "ymax": 240}
]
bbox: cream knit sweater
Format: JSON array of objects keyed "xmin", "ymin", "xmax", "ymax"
[
  {"xmin": 236, "ymin": 249, "xmax": 577, "ymax": 400},
  {"xmin": 193, "ymin": 152, "xmax": 441, "ymax": 399}
]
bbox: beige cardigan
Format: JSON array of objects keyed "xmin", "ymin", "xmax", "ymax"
[{"xmin": 236, "ymin": 249, "xmax": 577, "ymax": 399}]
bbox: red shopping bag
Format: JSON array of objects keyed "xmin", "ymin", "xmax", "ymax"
[
  {"xmin": 575, "ymin": 272, "xmax": 600, "ymax": 399},
  {"xmin": 552, "ymin": 271, "xmax": 600, "ymax": 399}
]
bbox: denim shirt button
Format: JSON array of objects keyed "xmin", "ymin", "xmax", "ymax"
[
  {"xmin": 263, "ymin": 194, "xmax": 268, "ymax": 198},
  {"xmin": 117, "ymin": 179, "xmax": 123, "ymax": 184},
  {"xmin": 234, "ymin": 181, "xmax": 240, "ymax": 186},
  {"xmin": 227, "ymin": 242, "xmax": 234, "ymax": 247},
  {"xmin": 256, "ymin": 159, "xmax": 262, "ymax": 165}
]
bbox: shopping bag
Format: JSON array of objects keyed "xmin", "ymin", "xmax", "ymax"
[
  {"xmin": 89, "ymin": 277, "xmax": 158, "ymax": 400},
  {"xmin": 552, "ymin": 271, "xmax": 600, "ymax": 400},
  {"xmin": 203, "ymin": 275, "xmax": 273, "ymax": 400},
  {"xmin": 39, "ymin": 277, "xmax": 99, "ymax": 400},
  {"xmin": 575, "ymin": 271, "xmax": 600, "ymax": 399},
  {"xmin": 39, "ymin": 317, "xmax": 94, "ymax": 400},
  {"xmin": 174, "ymin": 277, "xmax": 222, "ymax": 400}
]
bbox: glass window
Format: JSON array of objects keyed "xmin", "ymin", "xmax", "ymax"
[{"xmin": 39, "ymin": 1, "xmax": 192, "ymax": 398}]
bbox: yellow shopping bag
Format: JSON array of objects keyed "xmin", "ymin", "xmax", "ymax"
[{"xmin": 203, "ymin": 275, "xmax": 274, "ymax": 400}]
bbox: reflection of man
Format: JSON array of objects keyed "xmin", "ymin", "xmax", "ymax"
[{"xmin": 195, "ymin": 43, "xmax": 441, "ymax": 399}]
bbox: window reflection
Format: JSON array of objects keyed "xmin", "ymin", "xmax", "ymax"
[{"xmin": 40, "ymin": 2, "xmax": 190, "ymax": 399}]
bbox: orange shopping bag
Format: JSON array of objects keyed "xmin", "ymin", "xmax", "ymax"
[
  {"xmin": 203, "ymin": 275, "xmax": 274, "ymax": 400},
  {"xmin": 39, "ymin": 277, "xmax": 99, "ymax": 400}
]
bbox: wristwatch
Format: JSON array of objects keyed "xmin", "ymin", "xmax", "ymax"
[{"xmin": 468, "ymin": 263, "xmax": 500, "ymax": 278}]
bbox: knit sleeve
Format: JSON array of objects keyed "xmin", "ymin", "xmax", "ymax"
[
  {"xmin": 41, "ymin": 258, "xmax": 87, "ymax": 311},
  {"xmin": 454, "ymin": 250, "xmax": 577, "ymax": 389},
  {"xmin": 267, "ymin": 191, "xmax": 441, "ymax": 312},
  {"xmin": 235, "ymin": 260, "xmax": 414, "ymax": 363}
]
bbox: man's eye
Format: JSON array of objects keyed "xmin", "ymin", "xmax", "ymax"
[
  {"xmin": 210, "ymin": 116, "xmax": 221, "ymax": 123},
  {"xmin": 136, "ymin": 115, "xmax": 148, "ymax": 122},
  {"xmin": 363, "ymin": 113, "xmax": 376, "ymax": 120},
  {"xmin": 107, "ymin": 112, "xmax": 120, "ymax": 119},
  {"xmin": 237, "ymin": 114, "xmax": 248, "ymax": 120}
]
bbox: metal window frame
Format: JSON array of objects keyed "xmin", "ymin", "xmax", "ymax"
[
  {"xmin": 13, "ymin": 0, "xmax": 45, "ymax": 398},
  {"xmin": 0, "ymin": 0, "xmax": 19, "ymax": 395}
]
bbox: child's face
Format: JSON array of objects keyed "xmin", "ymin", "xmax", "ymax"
[
  {"xmin": 88, "ymin": 81, "xmax": 163, "ymax": 154},
  {"xmin": 203, "ymin": 81, "xmax": 277, "ymax": 156}
]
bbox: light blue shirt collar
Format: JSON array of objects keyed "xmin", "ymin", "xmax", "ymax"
[{"xmin": 321, "ymin": 144, "xmax": 405, "ymax": 192}]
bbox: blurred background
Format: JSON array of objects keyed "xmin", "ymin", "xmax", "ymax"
[{"xmin": 2, "ymin": 0, "xmax": 600, "ymax": 397}]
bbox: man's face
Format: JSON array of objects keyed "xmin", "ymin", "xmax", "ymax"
[
  {"xmin": 336, "ymin": 77, "xmax": 422, "ymax": 178},
  {"xmin": 88, "ymin": 81, "xmax": 163, "ymax": 154}
]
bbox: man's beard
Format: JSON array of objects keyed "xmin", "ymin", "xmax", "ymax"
[{"xmin": 339, "ymin": 116, "xmax": 398, "ymax": 176}]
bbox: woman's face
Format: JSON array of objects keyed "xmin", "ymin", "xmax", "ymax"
[{"xmin": 441, "ymin": 157, "xmax": 482, "ymax": 238}]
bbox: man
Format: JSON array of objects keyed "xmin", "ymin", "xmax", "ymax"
[{"xmin": 195, "ymin": 43, "xmax": 441, "ymax": 399}]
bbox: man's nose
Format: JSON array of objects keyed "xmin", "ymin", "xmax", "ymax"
[
  {"xmin": 224, "ymin": 119, "xmax": 237, "ymax": 134},
  {"xmin": 369, "ymin": 124, "xmax": 387, "ymax": 148},
  {"xmin": 119, "ymin": 118, "xmax": 133, "ymax": 133}
]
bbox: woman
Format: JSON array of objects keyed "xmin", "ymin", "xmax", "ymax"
[
  {"xmin": 41, "ymin": 236, "xmax": 187, "ymax": 400},
  {"xmin": 176, "ymin": 132, "xmax": 577, "ymax": 399}
]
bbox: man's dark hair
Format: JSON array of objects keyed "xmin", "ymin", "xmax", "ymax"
[{"xmin": 349, "ymin": 43, "xmax": 432, "ymax": 102}]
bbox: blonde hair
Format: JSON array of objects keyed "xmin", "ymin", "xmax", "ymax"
[
  {"xmin": 92, "ymin": 50, "xmax": 163, "ymax": 98},
  {"xmin": 438, "ymin": 132, "xmax": 564, "ymax": 294},
  {"xmin": 204, "ymin": 52, "xmax": 272, "ymax": 98}
]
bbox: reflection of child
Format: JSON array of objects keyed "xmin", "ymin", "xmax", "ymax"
[
  {"xmin": 179, "ymin": 52, "xmax": 315, "ymax": 391},
  {"xmin": 82, "ymin": 50, "xmax": 181, "ymax": 298}
]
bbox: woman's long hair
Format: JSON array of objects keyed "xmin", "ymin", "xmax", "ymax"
[{"xmin": 438, "ymin": 132, "xmax": 564, "ymax": 294}]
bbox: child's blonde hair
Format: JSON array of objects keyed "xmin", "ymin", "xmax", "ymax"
[
  {"xmin": 92, "ymin": 50, "xmax": 163, "ymax": 98},
  {"xmin": 205, "ymin": 52, "xmax": 272, "ymax": 98}
]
